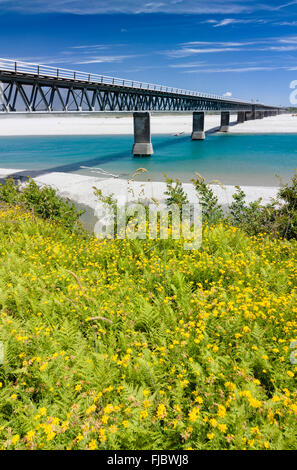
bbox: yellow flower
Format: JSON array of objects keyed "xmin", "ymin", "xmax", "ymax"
[
  {"xmin": 251, "ymin": 426, "xmax": 261, "ymax": 436},
  {"xmin": 156, "ymin": 404, "xmax": 167, "ymax": 419},
  {"xmin": 218, "ymin": 423, "xmax": 227, "ymax": 433},
  {"xmin": 103, "ymin": 404, "xmax": 114, "ymax": 414},
  {"xmin": 249, "ymin": 397, "xmax": 262, "ymax": 408},
  {"xmin": 217, "ymin": 405, "xmax": 226, "ymax": 418},
  {"xmin": 210, "ymin": 418, "xmax": 218, "ymax": 428},
  {"xmin": 88, "ymin": 439, "xmax": 97, "ymax": 450},
  {"xmin": 26, "ymin": 430, "xmax": 35, "ymax": 442},
  {"xmin": 139, "ymin": 410, "xmax": 148, "ymax": 420},
  {"xmin": 86, "ymin": 404, "xmax": 96, "ymax": 415},
  {"xmin": 11, "ymin": 434, "xmax": 20, "ymax": 445},
  {"xmin": 99, "ymin": 428, "xmax": 106, "ymax": 443},
  {"xmin": 207, "ymin": 432, "xmax": 215, "ymax": 440},
  {"xmin": 188, "ymin": 407, "xmax": 200, "ymax": 423},
  {"xmin": 39, "ymin": 407, "xmax": 47, "ymax": 416},
  {"xmin": 61, "ymin": 421, "xmax": 69, "ymax": 432},
  {"xmin": 75, "ymin": 384, "xmax": 82, "ymax": 392},
  {"xmin": 102, "ymin": 415, "xmax": 109, "ymax": 424},
  {"xmin": 40, "ymin": 361, "xmax": 48, "ymax": 371},
  {"xmin": 46, "ymin": 432, "xmax": 56, "ymax": 442}
]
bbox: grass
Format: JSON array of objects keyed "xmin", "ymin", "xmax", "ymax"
[{"xmin": 0, "ymin": 204, "xmax": 297, "ymax": 450}]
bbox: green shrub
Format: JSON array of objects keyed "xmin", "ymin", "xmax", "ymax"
[
  {"xmin": 0, "ymin": 178, "xmax": 84, "ymax": 233},
  {"xmin": 191, "ymin": 174, "xmax": 224, "ymax": 224}
]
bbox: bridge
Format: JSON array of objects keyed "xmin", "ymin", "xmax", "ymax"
[{"xmin": 0, "ymin": 58, "xmax": 284, "ymax": 156}]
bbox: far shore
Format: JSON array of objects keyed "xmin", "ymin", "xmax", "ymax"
[{"xmin": 0, "ymin": 112, "xmax": 296, "ymax": 136}]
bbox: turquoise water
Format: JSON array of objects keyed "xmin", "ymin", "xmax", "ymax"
[{"xmin": 0, "ymin": 134, "xmax": 297, "ymax": 186}]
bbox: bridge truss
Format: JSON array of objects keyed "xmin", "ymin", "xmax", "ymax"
[{"xmin": 0, "ymin": 59, "xmax": 281, "ymax": 114}]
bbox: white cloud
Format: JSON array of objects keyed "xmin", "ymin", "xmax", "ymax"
[
  {"xmin": 209, "ymin": 18, "xmax": 267, "ymax": 27},
  {"xmin": 263, "ymin": 45, "xmax": 297, "ymax": 51},
  {"xmin": 165, "ymin": 47, "xmax": 241, "ymax": 58},
  {"xmin": 267, "ymin": 0, "xmax": 297, "ymax": 10},
  {"xmin": 223, "ymin": 91, "xmax": 232, "ymax": 96},
  {"xmin": 74, "ymin": 55, "xmax": 136, "ymax": 64},
  {"xmin": 278, "ymin": 36, "xmax": 297, "ymax": 43},
  {"xmin": 213, "ymin": 18, "xmax": 237, "ymax": 27},
  {"xmin": 183, "ymin": 66, "xmax": 287, "ymax": 73},
  {"xmin": 275, "ymin": 21, "xmax": 297, "ymax": 25},
  {"xmin": 0, "ymin": 0, "xmax": 285, "ymax": 15},
  {"xmin": 169, "ymin": 61, "xmax": 206, "ymax": 68},
  {"xmin": 183, "ymin": 40, "xmax": 257, "ymax": 46}
]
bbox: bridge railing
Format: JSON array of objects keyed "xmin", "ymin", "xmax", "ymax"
[{"xmin": 0, "ymin": 58, "xmax": 251, "ymax": 104}]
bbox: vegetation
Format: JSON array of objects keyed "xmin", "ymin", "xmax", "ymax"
[
  {"xmin": 0, "ymin": 176, "xmax": 297, "ymax": 450},
  {"xmin": 0, "ymin": 178, "xmax": 84, "ymax": 234},
  {"xmin": 192, "ymin": 172, "xmax": 297, "ymax": 240}
]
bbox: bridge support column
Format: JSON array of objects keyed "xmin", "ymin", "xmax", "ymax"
[
  {"xmin": 132, "ymin": 112, "xmax": 154, "ymax": 157},
  {"xmin": 237, "ymin": 111, "xmax": 245, "ymax": 123},
  {"xmin": 191, "ymin": 111, "xmax": 205, "ymax": 140},
  {"xmin": 220, "ymin": 111, "xmax": 230, "ymax": 132}
]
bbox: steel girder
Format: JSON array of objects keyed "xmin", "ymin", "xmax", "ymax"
[{"xmin": 0, "ymin": 75, "xmax": 279, "ymax": 113}]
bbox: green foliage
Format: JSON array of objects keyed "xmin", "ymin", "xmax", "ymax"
[
  {"xmin": 93, "ymin": 187, "xmax": 117, "ymax": 212},
  {"xmin": 229, "ymin": 186, "xmax": 248, "ymax": 225},
  {"xmin": 276, "ymin": 172, "xmax": 297, "ymax": 239},
  {"xmin": 163, "ymin": 174, "xmax": 189, "ymax": 208},
  {"xmin": 191, "ymin": 174, "xmax": 223, "ymax": 224},
  {"xmin": 0, "ymin": 178, "xmax": 84, "ymax": 233},
  {"xmin": 226, "ymin": 172, "xmax": 297, "ymax": 239},
  {"xmin": 1, "ymin": 172, "xmax": 297, "ymax": 449},
  {"xmin": 0, "ymin": 205, "xmax": 296, "ymax": 450}
]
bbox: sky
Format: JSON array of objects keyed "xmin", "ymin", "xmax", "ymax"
[{"xmin": 1, "ymin": 1, "xmax": 297, "ymax": 105}]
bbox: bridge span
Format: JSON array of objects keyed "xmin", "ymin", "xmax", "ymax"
[{"xmin": 0, "ymin": 58, "xmax": 285, "ymax": 156}]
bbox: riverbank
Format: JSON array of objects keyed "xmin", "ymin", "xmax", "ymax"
[
  {"xmin": 0, "ymin": 112, "xmax": 295, "ymax": 136},
  {"xmin": 0, "ymin": 168, "xmax": 279, "ymax": 216}
]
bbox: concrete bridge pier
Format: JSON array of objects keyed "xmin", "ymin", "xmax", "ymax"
[
  {"xmin": 132, "ymin": 112, "xmax": 154, "ymax": 157},
  {"xmin": 245, "ymin": 110, "xmax": 256, "ymax": 120},
  {"xmin": 220, "ymin": 111, "xmax": 230, "ymax": 132},
  {"xmin": 191, "ymin": 111, "xmax": 205, "ymax": 140},
  {"xmin": 237, "ymin": 111, "xmax": 245, "ymax": 123}
]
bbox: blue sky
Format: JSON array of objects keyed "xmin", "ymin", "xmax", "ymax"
[{"xmin": 1, "ymin": 1, "xmax": 297, "ymax": 105}]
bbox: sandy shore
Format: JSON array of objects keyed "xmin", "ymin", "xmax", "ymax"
[
  {"xmin": 0, "ymin": 168, "xmax": 279, "ymax": 213},
  {"xmin": 0, "ymin": 112, "xmax": 295, "ymax": 136}
]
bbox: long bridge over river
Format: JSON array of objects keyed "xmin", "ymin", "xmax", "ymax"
[{"xmin": 0, "ymin": 58, "xmax": 285, "ymax": 156}]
